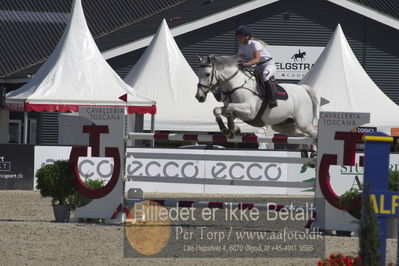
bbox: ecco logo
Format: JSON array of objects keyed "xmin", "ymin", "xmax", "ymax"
[
  {"xmin": 211, "ymin": 163, "xmax": 281, "ymax": 180},
  {"xmin": 41, "ymin": 159, "xmax": 114, "ymax": 179},
  {"xmin": 79, "ymin": 159, "xmax": 113, "ymax": 179},
  {"xmin": 127, "ymin": 161, "xmax": 199, "ymax": 178}
]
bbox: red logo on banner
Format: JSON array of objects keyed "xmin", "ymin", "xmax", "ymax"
[{"xmin": 69, "ymin": 125, "xmax": 120, "ymax": 199}]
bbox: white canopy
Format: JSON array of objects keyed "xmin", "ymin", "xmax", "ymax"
[
  {"xmin": 6, "ymin": 0, "xmax": 155, "ymax": 115},
  {"xmin": 300, "ymin": 24, "xmax": 399, "ymax": 126},
  {"xmin": 124, "ymin": 19, "xmax": 260, "ymax": 133}
]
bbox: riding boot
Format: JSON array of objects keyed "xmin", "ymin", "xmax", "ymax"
[{"xmin": 266, "ymin": 79, "xmax": 277, "ymax": 108}]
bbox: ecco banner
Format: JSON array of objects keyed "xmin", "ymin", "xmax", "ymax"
[
  {"xmin": 33, "ymin": 145, "xmax": 399, "ymax": 195},
  {"xmin": 125, "ymin": 149, "xmax": 301, "ymax": 195},
  {"xmin": 0, "ymin": 144, "xmax": 34, "ymax": 190},
  {"xmin": 33, "ymin": 147, "xmax": 313, "ymax": 195}
]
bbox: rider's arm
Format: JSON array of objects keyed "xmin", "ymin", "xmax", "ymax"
[{"xmin": 244, "ymin": 50, "xmax": 261, "ymax": 66}]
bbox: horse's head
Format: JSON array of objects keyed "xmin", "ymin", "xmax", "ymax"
[
  {"xmin": 196, "ymin": 54, "xmax": 242, "ymax": 102},
  {"xmin": 196, "ymin": 55, "xmax": 217, "ymax": 102}
]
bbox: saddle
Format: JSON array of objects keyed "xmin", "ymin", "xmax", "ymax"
[
  {"xmin": 245, "ymin": 72, "xmax": 289, "ymax": 127},
  {"xmin": 254, "ymin": 71, "xmax": 288, "ymax": 100}
]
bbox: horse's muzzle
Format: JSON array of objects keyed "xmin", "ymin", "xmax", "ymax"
[
  {"xmin": 196, "ymin": 85, "xmax": 207, "ymax": 102},
  {"xmin": 196, "ymin": 94, "xmax": 206, "ymax": 102}
]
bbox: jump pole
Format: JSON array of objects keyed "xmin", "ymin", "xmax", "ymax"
[{"xmin": 127, "ymin": 132, "xmax": 316, "ymax": 145}]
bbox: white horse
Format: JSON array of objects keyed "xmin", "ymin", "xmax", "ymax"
[{"xmin": 195, "ymin": 54, "xmax": 318, "ymax": 139}]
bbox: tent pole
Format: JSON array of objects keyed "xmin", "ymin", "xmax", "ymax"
[
  {"xmin": 23, "ymin": 112, "xmax": 28, "ymax": 144},
  {"xmin": 150, "ymin": 114, "xmax": 155, "ymax": 147}
]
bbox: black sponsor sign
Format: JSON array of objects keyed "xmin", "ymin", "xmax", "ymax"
[{"xmin": 0, "ymin": 144, "xmax": 34, "ymax": 190}]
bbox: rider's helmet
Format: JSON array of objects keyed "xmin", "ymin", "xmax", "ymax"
[{"xmin": 235, "ymin": 25, "xmax": 252, "ymax": 37}]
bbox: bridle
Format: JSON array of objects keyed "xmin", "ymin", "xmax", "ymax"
[
  {"xmin": 197, "ymin": 61, "xmax": 240, "ymax": 95},
  {"xmin": 197, "ymin": 62, "xmax": 219, "ymax": 94},
  {"xmin": 197, "ymin": 60, "xmax": 259, "ymax": 100}
]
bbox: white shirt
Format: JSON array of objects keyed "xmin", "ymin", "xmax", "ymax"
[{"xmin": 238, "ymin": 40, "xmax": 273, "ymax": 62}]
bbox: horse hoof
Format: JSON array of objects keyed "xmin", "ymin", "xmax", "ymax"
[
  {"xmin": 305, "ymin": 159, "xmax": 316, "ymax": 169},
  {"xmin": 221, "ymin": 129, "xmax": 228, "ymax": 136},
  {"xmin": 300, "ymin": 150, "xmax": 309, "ymax": 158},
  {"xmin": 305, "ymin": 162, "xmax": 316, "ymax": 169},
  {"xmin": 227, "ymin": 130, "xmax": 235, "ymax": 139}
]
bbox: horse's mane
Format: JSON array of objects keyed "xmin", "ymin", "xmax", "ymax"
[{"xmin": 211, "ymin": 55, "xmax": 241, "ymax": 70}]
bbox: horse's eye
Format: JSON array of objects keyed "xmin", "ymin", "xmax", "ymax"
[{"xmin": 206, "ymin": 73, "xmax": 211, "ymax": 77}]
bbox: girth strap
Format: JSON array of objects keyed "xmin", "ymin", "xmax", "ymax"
[{"xmin": 244, "ymin": 98, "xmax": 268, "ymax": 127}]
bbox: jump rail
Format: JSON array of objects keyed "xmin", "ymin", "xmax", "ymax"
[{"xmin": 127, "ymin": 132, "xmax": 316, "ymax": 145}]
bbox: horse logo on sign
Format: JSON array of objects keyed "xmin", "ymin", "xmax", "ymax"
[{"xmin": 291, "ymin": 49, "xmax": 306, "ymax": 62}]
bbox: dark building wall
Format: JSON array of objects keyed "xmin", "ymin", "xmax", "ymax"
[
  {"xmin": 6, "ymin": 0, "xmax": 399, "ymax": 144},
  {"xmin": 364, "ymin": 19, "xmax": 399, "ymax": 103},
  {"xmin": 110, "ymin": 0, "xmax": 399, "ymax": 104}
]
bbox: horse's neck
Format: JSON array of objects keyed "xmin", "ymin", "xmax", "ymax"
[
  {"xmin": 219, "ymin": 68, "xmax": 259, "ymax": 104},
  {"xmin": 219, "ymin": 68, "xmax": 255, "ymax": 89}
]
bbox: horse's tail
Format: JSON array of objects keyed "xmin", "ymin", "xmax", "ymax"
[{"xmin": 301, "ymin": 84, "xmax": 319, "ymax": 125}]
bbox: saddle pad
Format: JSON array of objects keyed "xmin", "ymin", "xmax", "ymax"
[
  {"xmin": 254, "ymin": 70, "xmax": 288, "ymax": 101},
  {"xmin": 275, "ymin": 84, "xmax": 288, "ymax": 100}
]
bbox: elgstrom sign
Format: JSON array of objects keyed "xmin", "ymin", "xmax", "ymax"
[{"xmin": 268, "ymin": 45, "xmax": 324, "ymax": 80}]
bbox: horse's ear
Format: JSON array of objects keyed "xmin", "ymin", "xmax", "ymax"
[
  {"xmin": 197, "ymin": 55, "xmax": 203, "ymax": 62},
  {"xmin": 206, "ymin": 56, "xmax": 212, "ymax": 64},
  {"xmin": 233, "ymin": 53, "xmax": 241, "ymax": 60},
  {"xmin": 233, "ymin": 53, "xmax": 243, "ymax": 64}
]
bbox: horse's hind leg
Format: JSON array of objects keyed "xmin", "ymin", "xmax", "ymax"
[
  {"xmin": 271, "ymin": 121, "xmax": 303, "ymax": 137},
  {"xmin": 297, "ymin": 124, "xmax": 317, "ymax": 138},
  {"xmin": 272, "ymin": 122, "xmax": 313, "ymax": 159},
  {"xmin": 294, "ymin": 123, "xmax": 318, "ymax": 167},
  {"xmin": 295, "ymin": 120, "xmax": 318, "ymax": 154}
]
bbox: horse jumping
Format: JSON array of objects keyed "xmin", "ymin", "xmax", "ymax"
[{"xmin": 195, "ymin": 54, "xmax": 318, "ymax": 139}]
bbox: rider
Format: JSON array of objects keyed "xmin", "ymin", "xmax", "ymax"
[{"xmin": 235, "ymin": 25, "xmax": 277, "ymax": 108}]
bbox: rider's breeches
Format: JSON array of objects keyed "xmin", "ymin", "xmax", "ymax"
[{"xmin": 254, "ymin": 61, "xmax": 277, "ymax": 81}]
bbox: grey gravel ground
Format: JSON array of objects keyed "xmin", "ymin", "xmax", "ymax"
[{"xmin": 0, "ymin": 190, "xmax": 396, "ymax": 265}]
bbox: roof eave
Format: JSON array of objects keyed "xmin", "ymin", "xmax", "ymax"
[
  {"xmin": 327, "ymin": 0, "xmax": 399, "ymax": 30},
  {"xmin": 102, "ymin": 0, "xmax": 279, "ymax": 60}
]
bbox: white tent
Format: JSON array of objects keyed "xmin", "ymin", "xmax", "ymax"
[
  {"xmin": 6, "ymin": 0, "xmax": 155, "ymax": 115},
  {"xmin": 124, "ymin": 19, "xmax": 260, "ymax": 133},
  {"xmin": 300, "ymin": 24, "xmax": 399, "ymax": 126}
]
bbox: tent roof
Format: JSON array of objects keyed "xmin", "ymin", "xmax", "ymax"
[
  {"xmin": 6, "ymin": 0, "xmax": 156, "ymax": 114},
  {"xmin": 124, "ymin": 19, "xmax": 260, "ymax": 133},
  {"xmin": 300, "ymin": 24, "xmax": 399, "ymax": 126}
]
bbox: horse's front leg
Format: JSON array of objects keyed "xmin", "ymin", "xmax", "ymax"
[
  {"xmin": 223, "ymin": 102, "xmax": 253, "ymax": 137},
  {"xmin": 226, "ymin": 113, "xmax": 240, "ymax": 138},
  {"xmin": 225, "ymin": 102, "xmax": 253, "ymax": 121},
  {"xmin": 213, "ymin": 106, "xmax": 228, "ymax": 135}
]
